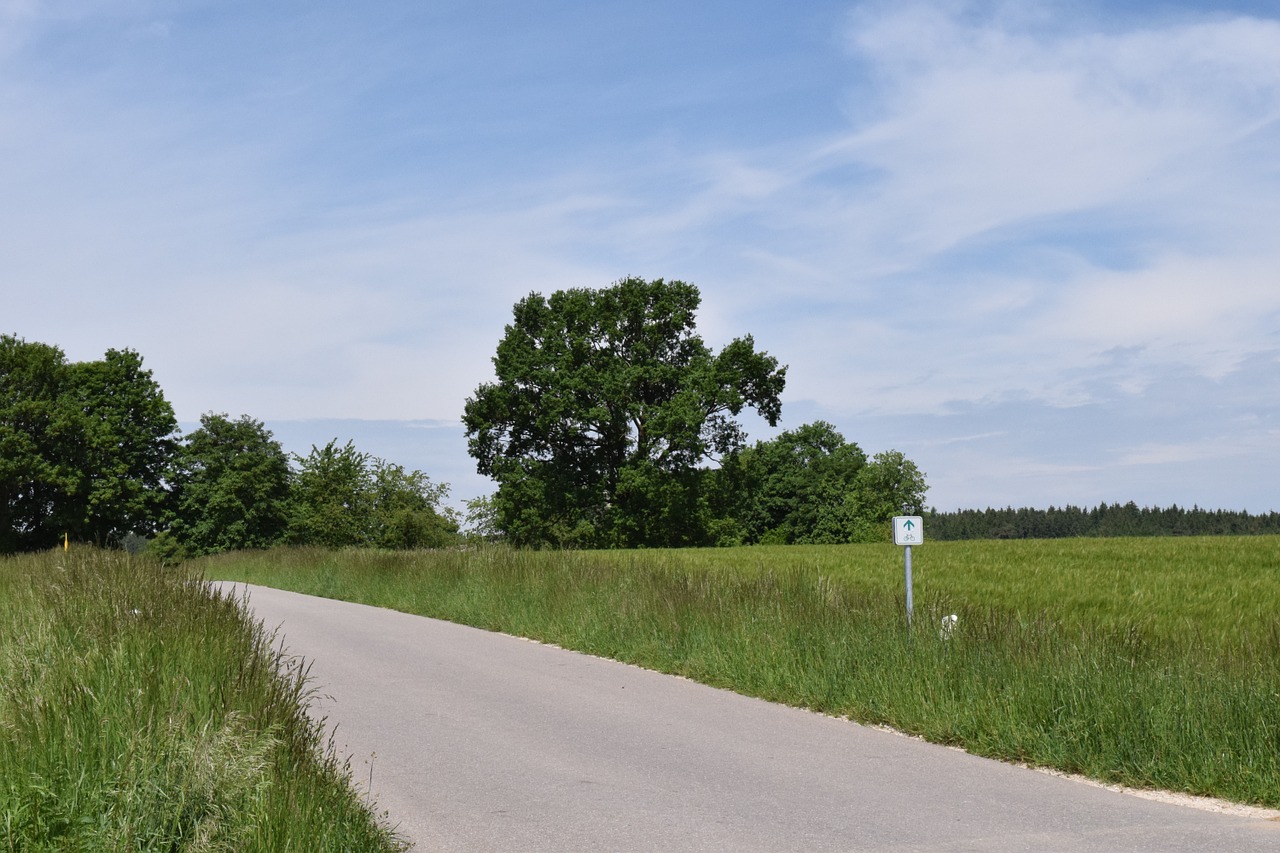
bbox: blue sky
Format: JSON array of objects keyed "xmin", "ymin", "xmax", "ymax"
[{"xmin": 4, "ymin": 0, "xmax": 1278, "ymax": 514}]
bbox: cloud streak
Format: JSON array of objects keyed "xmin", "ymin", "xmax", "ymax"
[{"xmin": 2, "ymin": 0, "xmax": 1277, "ymax": 510}]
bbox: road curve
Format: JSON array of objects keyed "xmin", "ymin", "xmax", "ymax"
[{"xmin": 219, "ymin": 583, "xmax": 1280, "ymax": 852}]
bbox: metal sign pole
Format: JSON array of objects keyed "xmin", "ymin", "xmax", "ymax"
[
  {"xmin": 904, "ymin": 544, "xmax": 913, "ymax": 627},
  {"xmin": 893, "ymin": 515, "xmax": 923, "ymax": 630}
]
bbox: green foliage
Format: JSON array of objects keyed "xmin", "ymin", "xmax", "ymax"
[
  {"xmin": 0, "ymin": 335, "xmax": 176, "ymax": 552},
  {"xmin": 710, "ymin": 423, "xmax": 926, "ymax": 545},
  {"xmin": 164, "ymin": 413, "xmax": 293, "ymax": 557},
  {"xmin": 369, "ymin": 458, "xmax": 459, "ymax": 549},
  {"xmin": 714, "ymin": 421, "xmax": 868, "ymax": 544},
  {"xmin": 464, "ymin": 276, "xmax": 786, "ymax": 548},
  {"xmin": 287, "ymin": 440, "xmax": 375, "ymax": 548},
  {"xmin": 462, "ymin": 494, "xmax": 502, "ymax": 542},
  {"xmin": 0, "ymin": 548, "xmax": 405, "ymax": 851},
  {"xmin": 849, "ymin": 450, "xmax": 928, "ymax": 541},
  {"xmin": 63, "ymin": 348, "xmax": 178, "ymax": 544},
  {"xmin": 0, "ymin": 336, "xmax": 80, "ymax": 552},
  {"xmin": 1, "ymin": 335, "xmax": 461, "ymax": 557},
  {"xmin": 287, "ymin": 440, "xmax": 459, "ymax": 549},
  {"xmin": 159, "ymin": 425, "xmax": 458, "ymax": 557}
]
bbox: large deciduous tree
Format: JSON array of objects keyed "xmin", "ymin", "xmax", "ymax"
[
  {"xmin": 64, "ymin": 347, "xmax": 177, "ymax": 544},
  {"xmin": 463, "ymin": 277, "xmax": 787, "ymax": 548},
  {"xmin": 0, "ymin": 336, "xmax": 80, "ymax": 552},
  {"xmin": 0, "ymin": 335, "xmax": 176, "ymax": 551}
]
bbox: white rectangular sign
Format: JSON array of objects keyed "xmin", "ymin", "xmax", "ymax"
[{"xmin": 893, "ymin": 516, "xmax": 923, "ymax": 546}]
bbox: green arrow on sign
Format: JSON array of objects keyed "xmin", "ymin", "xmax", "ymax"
[{"xmin": 904, "ymin": 519, "xmax": 915, "ymax": 530}]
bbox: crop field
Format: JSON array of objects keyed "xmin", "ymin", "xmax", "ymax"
[
  {"xmin": 202, "ymin": 536, "xmax": 1280, "ymax": 809},
  {"xmin": 0, "ymin": 548, "xmax": 406, "ymax": 852},
  {"xmin": 682, "ymin": 536, "xmax": 1280, "ymax": 649}
]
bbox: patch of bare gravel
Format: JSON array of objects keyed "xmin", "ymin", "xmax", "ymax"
[{"xmin": 1027, "ymin": 765, "xmax": 1280, "ymax": 821}]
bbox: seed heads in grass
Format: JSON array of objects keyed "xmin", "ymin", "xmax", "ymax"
[{"xmin": 0, "ymin": 549, "xmax": 405, "ymax": 852}]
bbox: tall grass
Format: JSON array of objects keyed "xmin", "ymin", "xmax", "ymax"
[
  {"xmin": 0, "ymin": 548, "xmax": 406, "ymax": 852},
  {"xmin": 203, "ymin": 539, "xmax": 1280, "ymax": 808}
]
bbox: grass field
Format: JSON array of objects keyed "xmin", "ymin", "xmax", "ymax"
[
  {"xmin": 685, "ymin": 537, "xmax": 1280, "ymax": 649},
  {"xmin": 0, "ymin": 548, "xmax": 406, "ymax": 852},
  {"xmin": 202, "ymin": 536, "xmax": 1280, "ymax": 809}
]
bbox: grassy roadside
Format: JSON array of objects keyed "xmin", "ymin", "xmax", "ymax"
[
  {"xmin": 202, "ymin": 539, "xmax": 1280, "ymax": 809},
  {"xmin": 0, "ymin": 548, "xmax": 407, "ymax": 852}
]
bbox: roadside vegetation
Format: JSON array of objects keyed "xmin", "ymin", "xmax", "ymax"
[
  {"xmin": 9, "ymin": 278, "xmax": 1278, "ymax": 837},
  {"xmin": 202, "ymin": 536, "xmax": 1280, "ymax": 809},
  {"xmin": 0, "ymin": 548, "xmax": 406, "ymax": 852}
]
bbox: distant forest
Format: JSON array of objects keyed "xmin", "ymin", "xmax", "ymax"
[{"xmin": 925, "ymin": 502, "xmax": 1280, "ymax": 540}]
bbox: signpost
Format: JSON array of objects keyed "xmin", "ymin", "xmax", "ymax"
[{"xmin": 893, "ymin": 516, "xmax": 923, "ymax": 626}]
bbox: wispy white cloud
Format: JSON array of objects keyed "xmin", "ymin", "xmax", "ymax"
[
  {"xmin": 504, "ymin": 4, "xmax": 1280, "ymax": 432},
  {"xmin": 3, "ymin": 0, "xmax": 1278, "ymax": 509},
  {"xmin": 732, "ymin": 4, "xmax": 1280, "ymax": 415}
]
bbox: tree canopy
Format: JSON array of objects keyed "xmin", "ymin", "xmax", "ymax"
[
  {"xmin": 64, "ymin": 348, "xmax": 177, "ymax": 544},
  {"xmin": 713, "ymin": 421, "xmax": 868, "ymax": 545},
  {"xmin": 0, "ymin": 336, "xmax": 79, "ymax": 552},
  {"xmin": 162, "ymin": 413, "xmax": 293, "ymax": 556},
  {"xmin": 709, "ymin": 422, "xmax": 927, "ymax": 545},
  {"xmin": 2, "ymin": 322, "xmax": 936, "ymax": 556},
  {"xmin": 0, "ymin": 333, "xmax": 462, "ymax": 557},
  {"xmin": 287, "ymin": 439, "xmax": 458, "ymax": 550},
  {"xmin": 464, "ymin": 277, "xmax": 787, "ymax": 547},
  {"xmin": 0, "ymin": 335, "xmax": 176, "ymax": 550}
]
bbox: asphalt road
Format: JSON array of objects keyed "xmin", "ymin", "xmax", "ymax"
[{"xmin": 220, "ymin": 583, "xmax": 1280, "ymax": 852}]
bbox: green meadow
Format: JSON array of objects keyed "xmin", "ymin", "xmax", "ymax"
[
  {"xmin": 0, "ymin": 548, "xmax": 406, "ymax": 852},
  {"xmin": 202, "ymin": 536, "xmax": 1280, "ymax": 808}
]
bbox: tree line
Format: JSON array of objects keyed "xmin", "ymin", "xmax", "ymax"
[
  {"xmin": 925, "ymin": 502, "xmax": 1280, "ymax": 540},
  {"xmin": 1, "ymin": 334, "xmax": 458, "ymax": 557},
  {"xmin": 24, "ymin": 274, "xmax": 1268, "ymax": 555},
  {"xmin": 4, "ymin": 278, "xmax": 930, "ymax": 556}
]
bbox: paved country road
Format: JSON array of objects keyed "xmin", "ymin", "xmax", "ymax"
[{"xmin": 219, "ymin": 583, "xmax": 1280, "ymax": 852}]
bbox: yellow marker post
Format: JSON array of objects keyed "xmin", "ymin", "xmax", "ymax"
[{"xmin": 64, "ymin": 532, "xmax": 69, "ymax": 551}]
